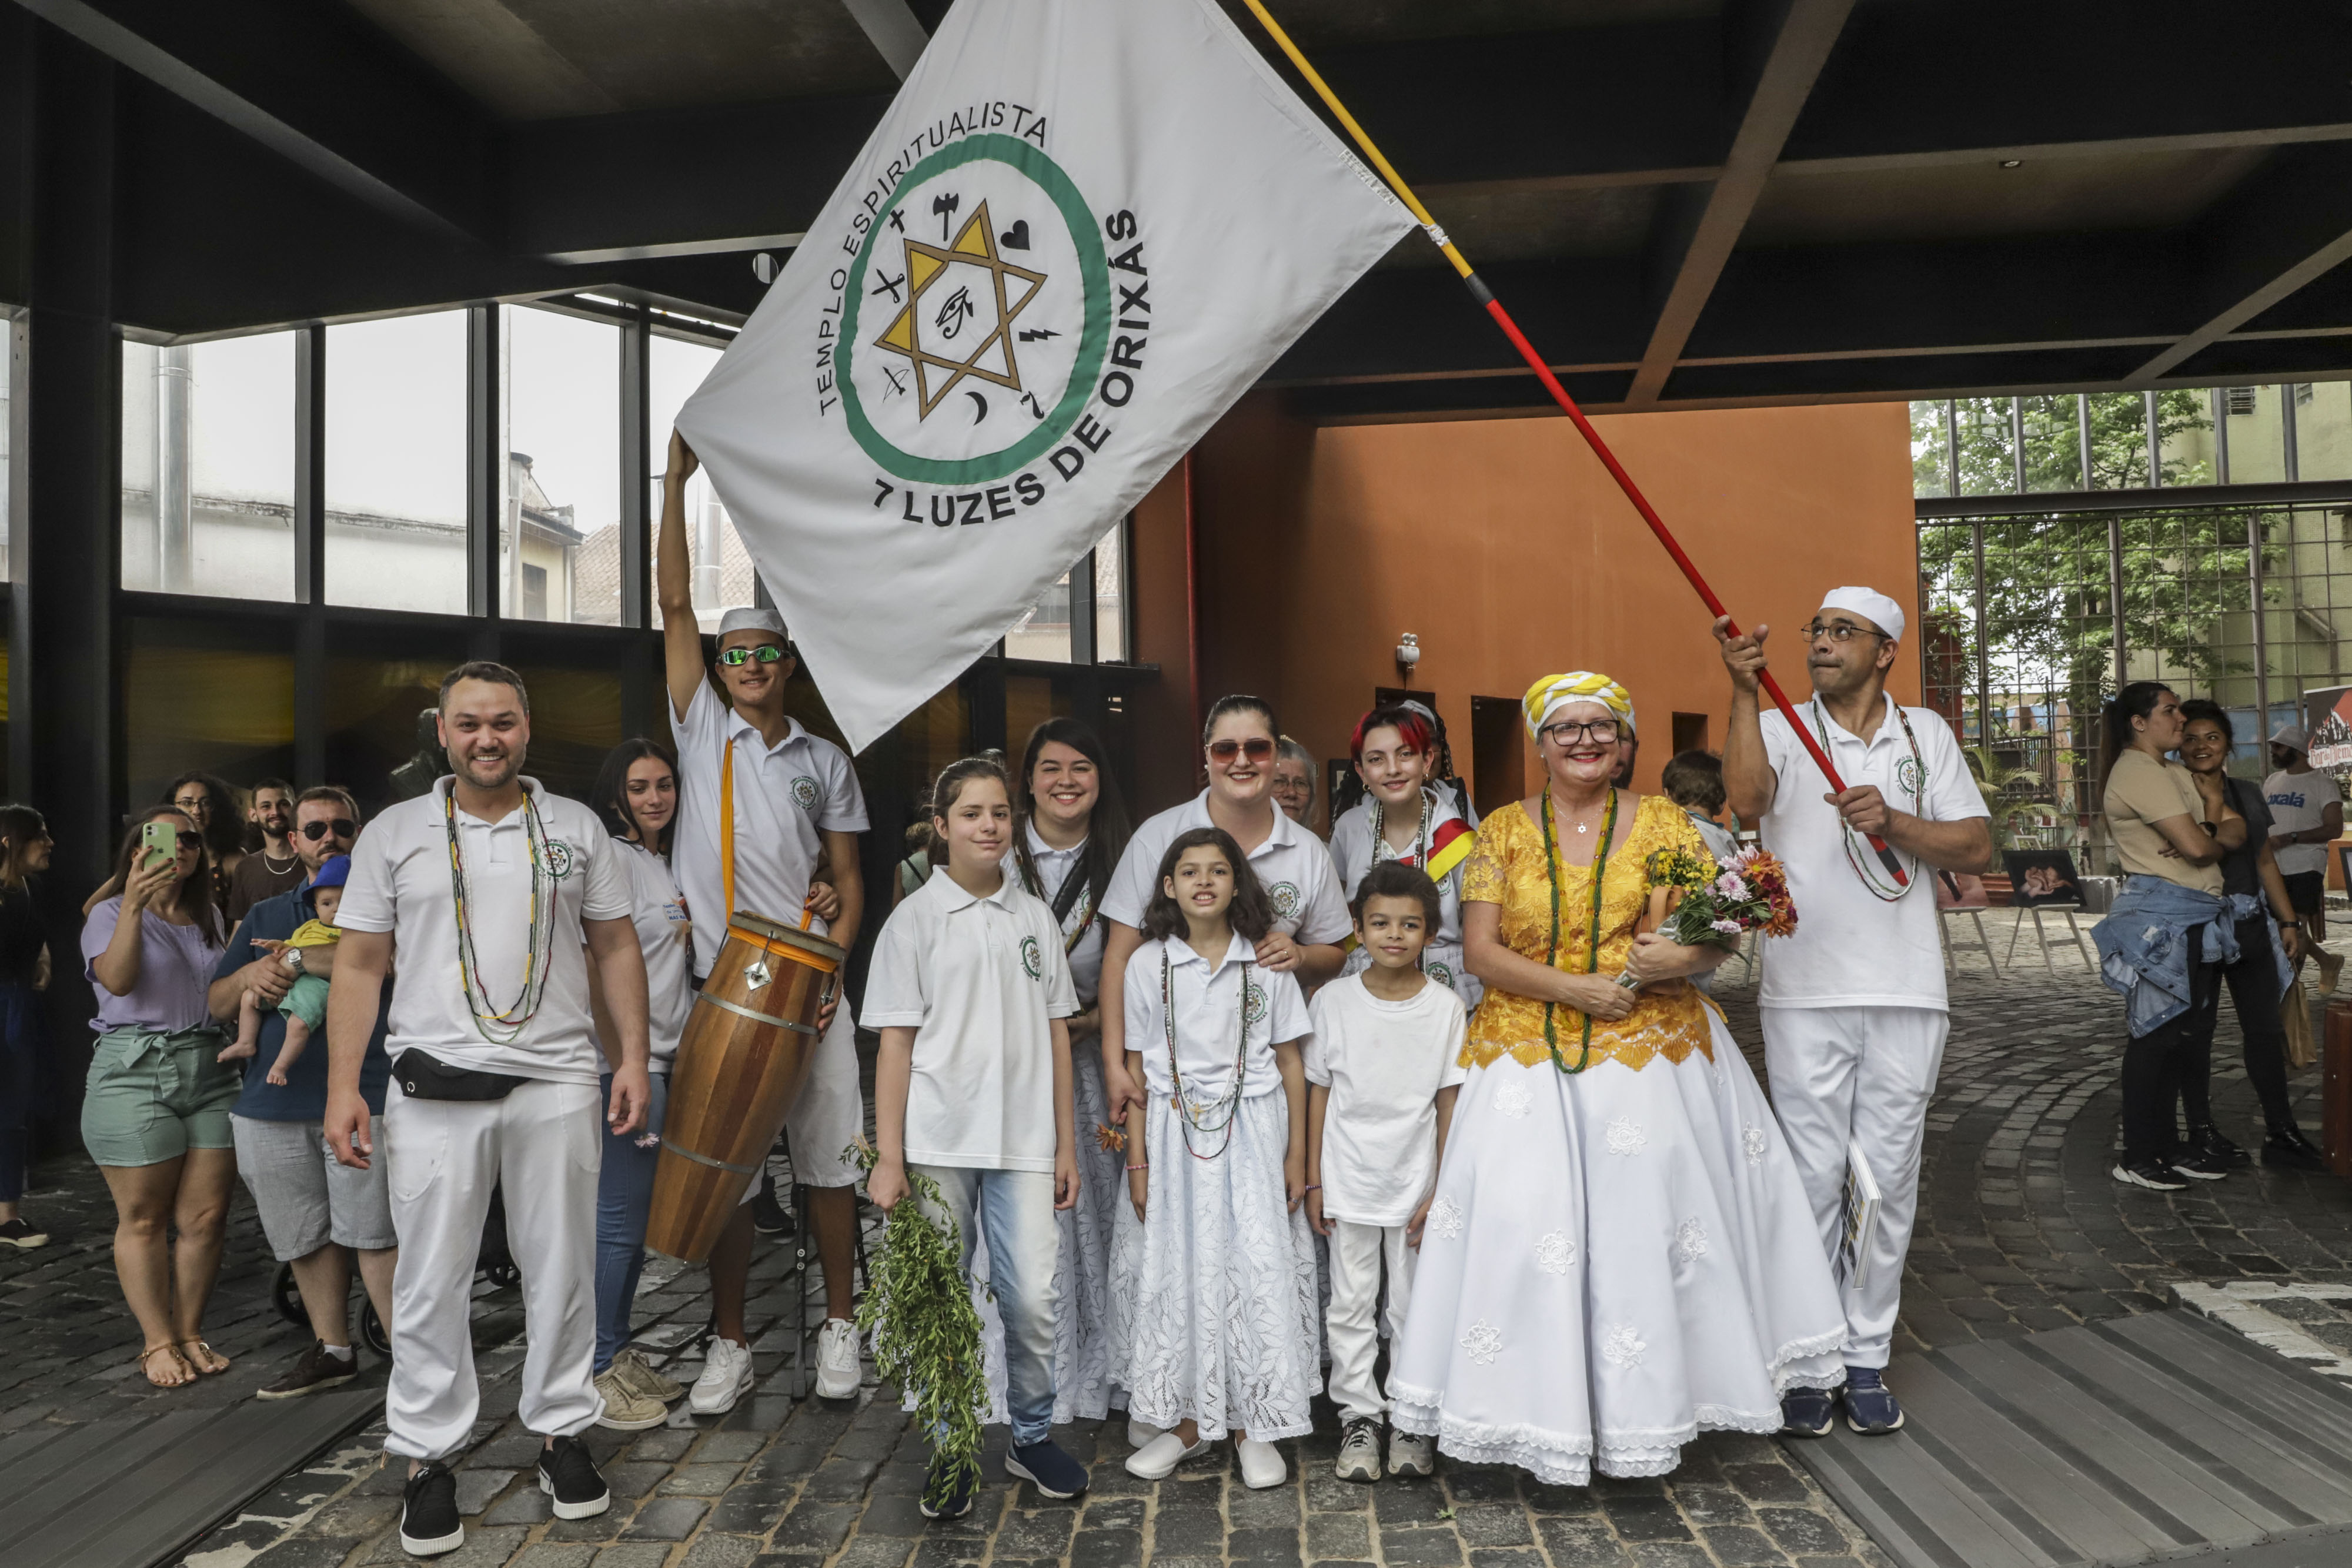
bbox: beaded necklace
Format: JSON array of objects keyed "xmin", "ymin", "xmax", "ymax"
[
  {"xmin": 1539, "ymin": 786, "xmax": 1617, "ymax": 1075},
  {"xmin": 445, "ymin": 784, "xmax": 557, "ymax": 1044},
  {"xmin": 1371, "ymin": 787, "xmax": 1435, "ymax": 870},
  {"xmin": 1807, "ymin": 696, "xmax": 1926, "ymax": 902},
  {"xmin": 1161, "ymin": 944, "xmax": 1252, "ymax": 1159}
]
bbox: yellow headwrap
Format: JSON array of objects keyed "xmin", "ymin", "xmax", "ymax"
[{"xmin": 1522, "ymin": 671, "xmax": 1636, "ymax": 740}]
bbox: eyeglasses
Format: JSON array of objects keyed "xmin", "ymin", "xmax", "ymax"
[
  {"xmin": 299, "ymin": 819, "xmax": 357, "ymax": 841},
  {"xmin": 1207, "ymin": 737, "xmax": 1277, "ymax": 763},
  {"xmin": 1800, "ymin": 620, "xmax": 1892, "ymax": 644},
  {"xmin": 717, "ymin": 644, "xmax": 789, "ymax": 667},
  {"xmin": 172, "ymin": 797, "xmax": 208, "ymax": 816},
  {"xmin": 1541, "ymin": 720, "xmax": 1622, "ymax": 745}
]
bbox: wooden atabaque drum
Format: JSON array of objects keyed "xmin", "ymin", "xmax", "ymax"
[{"xmin": 646, "ymin": 911, "xmax": 843, "ymax": 1262}]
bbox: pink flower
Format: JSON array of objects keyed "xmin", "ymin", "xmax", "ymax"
[
  {"xmin": 1713, "ymin": 873, "xmax": 1750, "ymax": 901},
  {"xmin": 1711, "ymin": 918, "xmax": 1742, "ymax": 935}
]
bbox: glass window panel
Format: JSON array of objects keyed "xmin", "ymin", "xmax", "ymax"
[
  {"xmin": 1910, "ymin": 401, "xmax": 1950, "ymax": 499},
  {"xmin": 1005, "ymin": 567, "xmax": 1073, "ymax": 662},
  {"xmin": 1953, "ymin": 397, "xmax": 2017, "ymax": 494},
  {"xmin": 326, "ymin": 312, "xmax": 468, "ymax": 614},
  {"xmin": 2083, "ymin": 392, "xmax": 2152, "ymax": 487},
  {"xmin": 650, "ymin": 334, "xmax": 754, "ymax": 631},
  {"xmin": 2223, "ymin": 384, "xmax": 2288, "ymax": 483},
  {"xmin": 122, "ymin": 617, "xmax": 296, "ymax": 803},
  {"xmin": 119, "ymin": 333, "xmax": 298, "ymax": 599},
  {"xmin": 2021, "ymin": 394, "xmax": 2085, "ymax": 491},
  {"xmin": 2153, "ymin": 388, "xmax": 2216, "ymax": 485},
  {"xmin": 2293, "ymin": 379, "xmax": 2352, "ymax": 481},
  {"xmin": 502, "ymin": 306, "xmax": 622, "ymax": 626},
  {"xmin": 1095, "ymin": 518, "xmax": 1127, "ymax": 661}
]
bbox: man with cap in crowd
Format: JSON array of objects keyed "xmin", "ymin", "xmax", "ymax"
[
  {"xmin": 2263, "ymin": 724, "xmax": 2345, "ymax": 993},
  {"xmin": 659, "ymin": 432, "xmax": 870, "ymax": 1411},
  {"xmin": 1716, "ymin": 586, "xmax": 1992, "ymax": 1439}
]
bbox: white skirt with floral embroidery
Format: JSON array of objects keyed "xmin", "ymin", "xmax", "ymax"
[{"xmin": 1389, "ymin": 1009, "xmax": 1846, "ymax": 1485}]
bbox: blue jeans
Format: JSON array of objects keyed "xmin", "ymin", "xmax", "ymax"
[
  {"xmin": 0, "ymin": 982, "xmax": 37, "ymax": 1203},
  {"xmin": 916, "ymin": 1164, "xmax": 1060, "ymax": 1446},
  {"xmin": 594, "ymin": 1069, "xmax": 669, "ymax": 1373}
]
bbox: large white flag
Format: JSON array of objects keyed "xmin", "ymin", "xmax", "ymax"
[{"xmin": 676, "ymin": 0, "xmax": 1412, "ymax": 752}]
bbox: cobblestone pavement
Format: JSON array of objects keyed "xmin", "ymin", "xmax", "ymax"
[{"xmin": 10, "ymin": 910, "xmax": 2352, "ymax": 1568}]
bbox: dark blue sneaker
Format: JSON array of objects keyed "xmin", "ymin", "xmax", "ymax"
[
  {"xmin": 1779, "ymin": 1386, "xmax": 1836, "ymax": 1438},
  {"xmin": 1005, "ymin": 1438, "xmax": 1089, "ymax": 1499},
  {"xmin": 920, "ymin": 1453, "xmax": 977, "ymax": 1519},
  {"xmin": 1843, "ymin": 1367, "xmax": 1905, "ymax": 1435}
]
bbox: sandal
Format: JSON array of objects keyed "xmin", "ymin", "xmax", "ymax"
[
  {"xmin": 139, "ymin": 1343, "xmax": 195, "ymax": 1388},
  {"xmin": 176, "ymin": 1339, "xmax": 230, "ymax": 1376}
]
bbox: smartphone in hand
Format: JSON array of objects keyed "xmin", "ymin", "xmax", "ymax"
[{"xmin": 140, "ymin": 820, "xmax": 178, "ymax": 873}]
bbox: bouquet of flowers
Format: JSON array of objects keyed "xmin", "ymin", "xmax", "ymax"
[{"xmin": 1615, "ymin": 844, "xmax": 1799, "ymax": 988}]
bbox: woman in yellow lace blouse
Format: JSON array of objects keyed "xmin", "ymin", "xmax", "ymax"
[{"xmin": 1388, "ymin": 671, "xmax": 1844, "ymax": 1487}]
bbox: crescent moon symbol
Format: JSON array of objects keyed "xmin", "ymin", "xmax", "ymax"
[{"xmin": 967, "ymin": 389, "xmax": 988, "ymax": 423}]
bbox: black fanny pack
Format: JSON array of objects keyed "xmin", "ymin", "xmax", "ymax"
[{"xmin": 393, "ymin": 1049, "xmax": 527, "ymax": 1102}]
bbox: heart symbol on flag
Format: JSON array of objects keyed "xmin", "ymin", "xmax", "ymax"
[{"xmin": 1000, "ymin": 220, "xmax": 1031, "ymax": 250}]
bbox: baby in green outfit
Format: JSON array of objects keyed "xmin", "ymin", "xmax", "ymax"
[{"xmin": 220, "ymin": 859, "xmax": 346, "ymax": 1086}]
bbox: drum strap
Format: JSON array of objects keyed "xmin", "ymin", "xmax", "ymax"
[
  {"xmin": 698, "ymin": 990, "xmax": 819, "ymax": 1038},
  {"xmin": 660, "ymin": 1140, "xmax": 760, "ymax": 1178},
  {"xmin": 721, "ymin": 736, "xmax": 737, "ymax": 920}
]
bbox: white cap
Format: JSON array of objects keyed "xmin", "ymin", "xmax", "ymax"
[
  {"xmin": 716, "ymin": 607, "xmax": 789, "ymax": 640},
  {"xmin": 2272, "ymin": 724, "xmax": 2308, "ymax": 752},
  {"xmin": 1819, "ymin": 586, "xmax": 1905, "ymax": 644}
]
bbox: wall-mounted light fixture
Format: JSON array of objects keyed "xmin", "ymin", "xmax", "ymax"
[{"xmin": 1396, "ymin": 631, "xmax": 1421, "ymax": 681}]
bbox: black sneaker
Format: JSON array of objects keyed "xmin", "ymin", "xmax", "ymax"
[
  {"xmin": 2112, "ymin": 1158, "xmax": 2191, "ymax": 1191},
  {"xmin": 399, "ymin": 1462, "xmax": 463, "ymax": 1557},
  {"xmin": 920, "ymin": 1453, "xmax": 977, "ymax": 1519},
  {"xmin": 751, "ymin": 1178, "xmax": 795, "ymax": 1236},
  {"xmin": 2264, "ymin": 1126, "xmax": 2328, "ymax": 1171},
  {"xmin": 0, "ymin": 1216, "xmax": 48, "ymax": 1248},
  {"xmin": 2169, "ymin": 1147, "xmax": 2233, "ymax": 1181},
  {"xmin": 2187, "ymin": 1123, "xmax": 2251, "ymax": 1168},
  {"xmin": 536, "ymin": 1433, "xmax": 610, "ymax": 1520},
  {"xmin": 258, "ymin": 1339, "xmax": 359, "ymax": 1400},
  {"xmin": 1780, "ymin": 1386, "xmax": 1836, "ymax": 1437},
  {"xmin": 1005, "ymin": 1438, "xmax": 1088, "ymax": 1499}
]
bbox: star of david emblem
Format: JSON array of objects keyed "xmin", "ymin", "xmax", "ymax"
[{"xmin": 871, "ymin": 199, "xmax": 1047, "ymax": 421}]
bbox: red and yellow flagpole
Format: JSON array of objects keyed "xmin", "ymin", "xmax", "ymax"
[{"xmin": 1236, "ymin": 0, "xmax": 1908, "ymax": 887}]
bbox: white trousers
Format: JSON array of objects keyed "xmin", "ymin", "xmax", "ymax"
[
  {"xmin": 1760, "ymin": 1005, "xmax": 1946, "ymax": 1370},
  {"xmin": 383, "ymin": 1077, "xmax": 603, "ymax": 1460},
  {"xmin": 1324, "ymin": 1218, "xmax": 1415, "ymax": 1424},
  {"xmin": 783, "ymin": 1004, "xmax": 863, "ymax": 1189}
]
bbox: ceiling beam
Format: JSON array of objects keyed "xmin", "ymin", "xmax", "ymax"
[
  {"xmin": 838, "ymin": 0, "xmax": 928, "ymax": 80},
  {"xmin": 12, "ymin": 0, "xmax": 493, "ymax": 242},
  {"xmin": 2127, "ymin": 142, "xmax": 2352, "ymax": 382},
  {"xmin": 1622, "ymin": 0, "xmax": 1857, "ymax": 409}
]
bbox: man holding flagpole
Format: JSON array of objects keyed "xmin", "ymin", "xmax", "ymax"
[
  {"xmin": 1718, "ymin": 589, "xmax": 1992, "ymax": 1439},
  {"xmin": 659, "ymin": 434, "xmax": 871, "ymax": 1409}
]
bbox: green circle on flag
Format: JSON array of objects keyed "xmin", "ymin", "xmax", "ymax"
[{"xmin": 840, "ymin": 134, "xmax": 1111, "ymax": 487}]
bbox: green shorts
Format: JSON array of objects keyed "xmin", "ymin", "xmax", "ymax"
[
  {"xmin": 278, "ymin": 972, "xmax": 331, "ymax": 1032},
  {"xmin": 80, "ymin": 1025, "xmax": 240, "ymax": 1168}
]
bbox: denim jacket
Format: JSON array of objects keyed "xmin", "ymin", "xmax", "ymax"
[{"xmin": 2092, "ymin": 876, "xmax": 2274, "ymax": 1038}]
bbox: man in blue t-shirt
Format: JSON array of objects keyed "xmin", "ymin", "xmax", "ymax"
[{"xmin": 206, "ymin": 786, "xmax": 395, "ymax": 1399}]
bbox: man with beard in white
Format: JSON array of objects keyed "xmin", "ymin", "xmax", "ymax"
[
  {"xmin": 1716, "ymin": 587, "xmax": 1991, "ymax": 1438},
  {"xmin": 324, "ymin": 663, "xmax": 652, "ymax": 1557}
]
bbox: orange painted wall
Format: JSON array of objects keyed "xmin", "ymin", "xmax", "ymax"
[{"xmin": 1125, "ymin": 393, "xmax": 1918, "ymax": 816}]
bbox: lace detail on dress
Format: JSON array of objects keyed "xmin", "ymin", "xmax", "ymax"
[
  {"xmin": 1605, "ymin": 1116, "xmax": 1646, "ymax": 1156},
  {"xmin": 1495, "ymin": 1081, "xmax": 1533, "ymax": 1119},
  {"xmin": 1461, "ymin": 1320, "xmax": 1504, "ymax": 1366},
  {"xmin": 1535, "ymin": 1231, "xmax": 1576, "ymax": 1275},
  {"xmin": 1428, "ymin": 1196, "xmax": 1465, "ymax": 1241},
  {"xmin": 1676, "ymin": 1219, "xmax": 1709, "ymax": 1262},
  {"xmin": 1600, "ymin": 1325, "xmax": 1647, "ymax": 1369},
  {"xmin": 1742, "ymin": 1123, "xmax": 1768, "ymax": 1165}
]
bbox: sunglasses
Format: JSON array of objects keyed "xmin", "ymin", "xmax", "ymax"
[
  {"xmin": 717, "ymin": 645, "xmax": 789, "ymax": 667},
  {"xmin": 1207, "ymin": 737, "xmax": 1276, "ymax": 763},
  {"xmin": 299, "ymin": 819, "xmax": 357, "ymax": 841}
]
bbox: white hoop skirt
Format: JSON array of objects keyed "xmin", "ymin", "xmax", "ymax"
[{"xmin": 1389, "ymin": 1010, "xmax": 1845, "ymax": 1485}]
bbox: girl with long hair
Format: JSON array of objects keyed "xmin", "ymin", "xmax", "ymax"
[
  {"xmin": 79, "ymin": 805, "xmax": 236, "ymax": 1386},
  {"xmin": 0, "ymin": 805, "xmax": 53, "ymax": 1249},
  {"xmin": 1328, "ymin": 702, "xmax": 1483, "ymax": 1007}
]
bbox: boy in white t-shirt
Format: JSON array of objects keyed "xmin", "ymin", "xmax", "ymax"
[
  {"xmin": 1305, "ymin": 861, "xmax": 1467, "ymax": 1485},
  {"xmin": 865, "ymin": 758, "xmax": 1084, "ymax": 1519}
]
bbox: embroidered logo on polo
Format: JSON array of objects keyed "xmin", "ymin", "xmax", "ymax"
[
  {"xmin": 1426, "ymin": 960, "xmax": 1455, "ymax": 991},
  {"xmin": 544, "ymin": 840, "xmax": 577, "ymax": 881},
  {"xmin": 1242, "ymin": 978, "xmax": 1268, "ymax": 1028},
  {"xmin": 1895, "ymin": 755, "xmax": 1925, "ymax": 798},
  {"xmin": 1267, "ymin": 881, "xmax": 1301, "ymax": 923},
  {"xmin": 791, "ymin": 776, "xmax": 822, "ymax": 812},
  {"xmin": 1020, "ymin": 935, "xmax": 1043, "ymax": 980}
]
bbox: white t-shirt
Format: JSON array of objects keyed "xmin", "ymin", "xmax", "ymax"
[
  {"xmin": 861, "ymin": 866, "xmax": 1079, "ymax": 1172},
  {"xmin": 1122, "ymin": 932, "xmax": 1309, "ymax": 1102},
  {"xmin": 670, "ymin": 682, "xmax": 868, "ymax": 979},
  {"xmin": 2264, "ymin": 767, "xmax": 2343, "ymax": 877},
  {"xmin": 1004, "ymin": 824, "xmax": 1105, "ymax": 1008},
  {"xmin": 1102, "ymin": 792, "xmax": 1351, "ymax": 945},
  {"xmin": 612, "ymin": 838, "xmax": 694, "ymax": 1070},
  {"xmin": 338, "ymin": 778, "xmax": 632, "ymax": 1085},
  {"xmin": 1757, "ymin": 696, "xmax": 1987, "ymax": 1012},
  {"xmin": 1303, "ymin": 973, "xmax": 1467, "ymax": 1226}
]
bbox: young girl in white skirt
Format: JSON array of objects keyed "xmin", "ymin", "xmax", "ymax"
[{"xmin": 1114, "ymin": 827, "xmax": 1319, "ymax": 1490}]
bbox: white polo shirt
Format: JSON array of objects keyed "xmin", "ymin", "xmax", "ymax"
[
  {"xmin": 1102, "ymin": 792, "xmax": 1351, "ymax": 945},
  {"xmin": 612, "ymin": 838, "xmax": 694, "ymax": 1069},
  {"xmin": 1004, "ymin": 824, "xmax": 1106, "ymax": 1008},
  {"xmin": 1122, "ymin": 932, "xmax": 1309, "ymax": 1102},
  {"xmin": 861, "ymin": 866, "xmax": 1079, "ymax": 1172},
  {"xmin": 337, "ymin": 777, "xmax": 632, "ymax": 1085},
  {"xmin": 1304, "ymin": 973, "xmax": 1468, "ymax": 1226},
  {"xmin": 670, "ymin": 681, "xmax": 868, "ymax": 979},
  {"xmin": 1756, "ymin": 694, "xmax": 1987, "ymax": 1012}
]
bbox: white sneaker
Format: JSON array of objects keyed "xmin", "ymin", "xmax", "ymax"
[
  {"xmin": 1388, "ymin": 1427, "xmax": 1435, "ymax": 1479},
  {"xmin": 815, "ymin": 1318, "xmax": 862, "ymax": 1399},
  {"xmin": 689, "ymin": 1337, "xmax": 754, "ymax": 1415},
  {"xmin": 1127, "ymin": 1417, "xmax": 1166, "ymax": 1450},
  {"xmin": 1237, "ymin": 1437, "xmax": 1287, "ymax": 1490},
  {"xmin": 1124, "ymin": 1430, "xmax": 1210, "ymax": 1480}
]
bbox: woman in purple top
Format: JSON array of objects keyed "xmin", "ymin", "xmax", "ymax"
[{"xmin": 79, "ymin": 804, "xmax": 235, "ymax": 1388}]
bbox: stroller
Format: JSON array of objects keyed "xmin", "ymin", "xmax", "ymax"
[{"xmin": 271, "ymin": 1184, "xmax": 521, "ymax": 1358}]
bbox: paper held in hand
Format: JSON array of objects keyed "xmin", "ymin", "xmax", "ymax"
[{"xmin": 1838, "ymin": 1136, "xmax": 1882, "ymax": 1293}]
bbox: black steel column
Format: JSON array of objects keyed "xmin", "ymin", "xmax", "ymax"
[
  {"xmin": 617, "ymin": 308, "xmax": 653, "ymax": 738},
  {"xmin": 293, "ymin": 324, "xmax": 327, "ymax": 784},
  {"xmin": 465, "ymin": 301, "xmax": 501, "ymax": 658}
]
